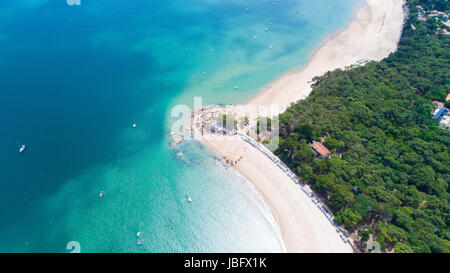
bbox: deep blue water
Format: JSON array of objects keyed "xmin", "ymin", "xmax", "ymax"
[{"xmin": 0, "ymin": 0, "xmax": 361, "ymax": 252}]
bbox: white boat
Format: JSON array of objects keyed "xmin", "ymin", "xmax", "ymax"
[
  {"xmin": 19, "ymin": 144, "xmax": 26, "ymax": 153},
  {"xmin": 99, "ymin": 191, "xmax": 104, "ymax": 198},
  {"xmin": 188, "ymin": 197, "xmax": 192, "ymax": 203}
]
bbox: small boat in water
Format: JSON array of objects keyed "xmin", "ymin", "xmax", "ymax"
[
  {"xmin": 99, "ymin": 191, "xmax": 104, "ymax": 198},
  {"xmin": 19, "ymin": 144, "xmax": 26, "ymax": 153},
  {"xmin": 188, "ymin": 196, "xmax": 192, "ymax": 203},
  {"xmin": 16, "ymin": 140, "xmax": 26, "ymax": 153},
  {"xmin": 137, "ymin": 239, "xmax": 142, "ymax": 246}
]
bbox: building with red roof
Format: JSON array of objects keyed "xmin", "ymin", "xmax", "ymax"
[
  {"xmin": 310, "ymin": 141, "xmax": 331, "ymax": 159},
  {"xmin": 433, "ymin": 100, "xmax": 445, "ymax": 108}
]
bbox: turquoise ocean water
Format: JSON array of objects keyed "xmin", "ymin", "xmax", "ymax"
[{"xmin": 0, "ymin": 0, "xmax": 361, "ymax": 252}]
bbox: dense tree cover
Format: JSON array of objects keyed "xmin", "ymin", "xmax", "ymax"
[
  {"xmin": 274, "ymin": 0, "xmax": 449, "ymax": 253},
  {"xmin": 415, "ymin": 0, "xmax": 449, "ymax": 10}
]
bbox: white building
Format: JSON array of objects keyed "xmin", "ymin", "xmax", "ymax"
[{"xmin": 440, "ymin": 114, "xmax": 450, "ymax": 130}]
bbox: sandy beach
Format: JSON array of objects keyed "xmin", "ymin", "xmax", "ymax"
[
  {"xmin": 198, "ymin": 0, "xmax": 405, "ymax": 252},
  {"xmin": 248, "ymin": 0, "xmax": 406, "ymax": 115}
]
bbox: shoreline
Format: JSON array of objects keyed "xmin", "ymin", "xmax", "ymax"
[
  {"xmin": 232, "ymin": 167, "xmax": 288, "ymax": 253},
  {"xmin": 198, "ymin": 137, "xmax": 288, "ymax": 252},
  {"xmin": 247, "ymin": 0, "xmax": 406, "ymax": 115},
  {"xmin": 197, "ymin": 0, "xmax": 406, "ymax": 252},
  {"xmin": 200, "ymin": 133, "xmax": 353, "ymax": 252}
]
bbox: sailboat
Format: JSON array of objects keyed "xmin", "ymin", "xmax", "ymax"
[
  {"xmin": 17, "ymin": 140, "xmax": 26, "ymax": 153},
  {"xmin": 19, "ymin": 145, "xmax": 26, "ymax": 153}
]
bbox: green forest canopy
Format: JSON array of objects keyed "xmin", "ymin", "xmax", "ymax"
[{"xmin": 274, "ymin": 0, "xmax": 449, "ymax": 253}]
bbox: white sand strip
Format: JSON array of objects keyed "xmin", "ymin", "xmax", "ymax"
[
  {"xmin": 199, "ymin": 0, "xmax": 405, "ymax": 252},
  {"xmin": 247, "ymin": 0, "xmax": 406, "ymax": 116}
]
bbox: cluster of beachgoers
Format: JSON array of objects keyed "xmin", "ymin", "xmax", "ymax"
[{"xmin": 176, "ymin": 0, "xmax": 406, "ymax": 252}]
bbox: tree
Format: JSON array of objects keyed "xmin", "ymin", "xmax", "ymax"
[
  {"xmin": 295, "ymin": 124, "xmax": 313, "ymax": 142},
  {"xmin": 324, "ymin": 136, "xmax": 345, "ymax": 150},
  {"xmin": 217, "ymin": 114, "xmax": 236, "ymax": 131},
  {"xmin": 335, "ymin": 208, "xmax": 362, "ymax": 230}
]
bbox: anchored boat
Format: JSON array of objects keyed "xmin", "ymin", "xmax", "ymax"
[
  {"xmin": 19, "ymin": 144, "xmax": 26, "ymax": 153},
  {"xmin": 17, "ymin": 140, "xmax": 26, "ymax": 153}
]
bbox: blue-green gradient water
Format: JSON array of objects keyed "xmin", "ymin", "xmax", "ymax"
[{"xmin": 0, "ymin": 0, "xmax": 361, "ymax": 252}]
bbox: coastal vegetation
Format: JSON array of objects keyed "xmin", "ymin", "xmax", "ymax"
[
  {"xmin": 274, "ymin": 0, "xmax": 449, "ymax": 253},
  {"xmin": 217, "ymin": 114, "xmax": 237, "ymax": 131}
]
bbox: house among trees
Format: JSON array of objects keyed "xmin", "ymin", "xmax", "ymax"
[
  {"xmin": 431, "ymin": 100, "xmax": 450, "ymax": 130},
  {"xmin": 310, "ymin": 141, "xmax": 331, "ymax": 159},
  {"xmin": 440, "ymin": 114, "xmax": 450, "ymax": 130},
  {"xmin": 432, "ymin": 100, "xmax": 444, "ymax": 108},
  {"xmin": 432, "ymin": 100, "xmax": 449, "ymax": 120}
]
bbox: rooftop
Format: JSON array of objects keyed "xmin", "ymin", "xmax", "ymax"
[
  {"xmin": 311, "ymin": 141, "xmax": 331, "ymax": 158},
  {"xmin": 433, "ymin": 100, "xmax": 445, "ymax": 108}
]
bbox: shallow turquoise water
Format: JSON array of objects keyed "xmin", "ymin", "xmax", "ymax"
[{"xmin": 0, "ymin": 0, "xmax": 361, "ymax": 252}]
